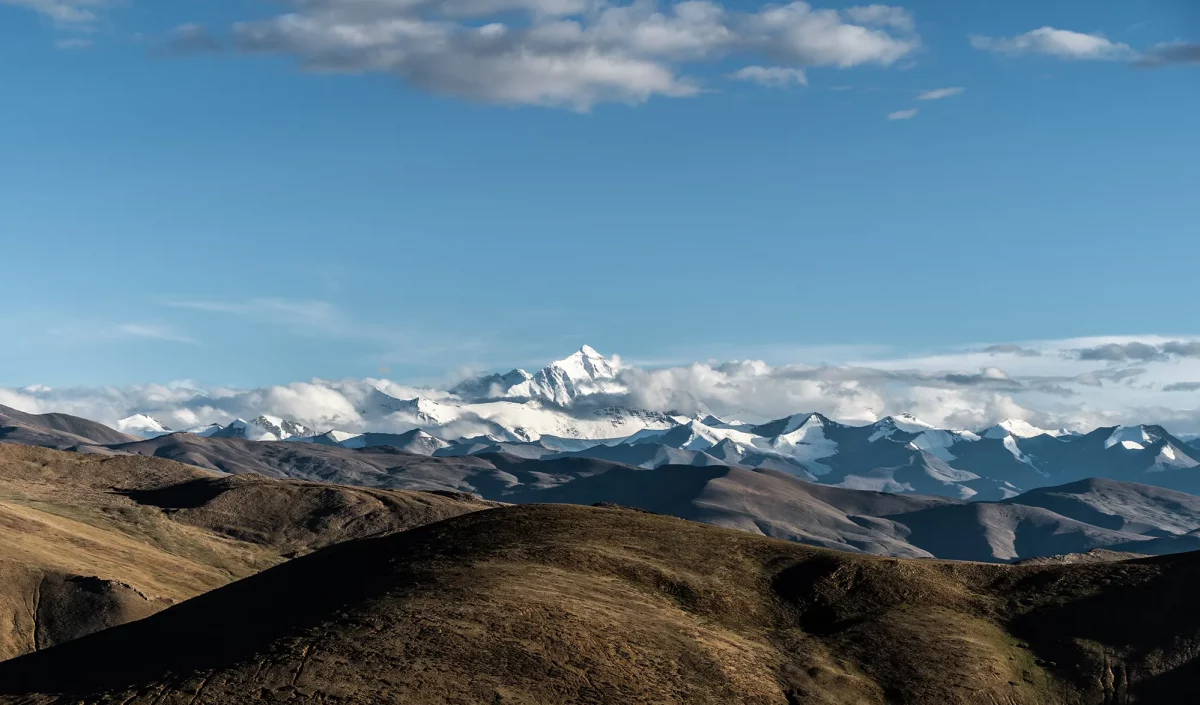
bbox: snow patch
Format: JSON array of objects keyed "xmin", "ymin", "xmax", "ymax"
[{"xmin": 1105, "ymin": 426, "xmax": 1155, "ymax": 449}]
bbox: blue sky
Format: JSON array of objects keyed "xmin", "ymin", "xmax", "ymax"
[{"xmin": 2, "ymin": 0, "xmax": 1197, "ymax": 389}]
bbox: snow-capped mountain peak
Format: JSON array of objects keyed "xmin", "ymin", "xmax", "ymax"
[
  {"xmin": 364, "ymin": 389, "xmax": 460, "ymax": 426},
  {"xmin": 503, "ymin": 345, "xmax": 623, "ymax": 406},
  {"xmin": 447, "ymin": 346, "xmax": 621, "ymax": 406},
  {"xmin": 868, "ymin": 413, "xmax": 936, "ymax": 442},
  {"xmin": 320, "ymin": 429, "xmax": 363, "ymax": 444},
  {"xmin": 116, "ymin": 414, "xmax": 172, "ymax": 438},
  {"xmin": 889, "ymin": 413, "xmax": 936, "ymax": 432},
  {"xmin": 982, "ymin": 418, "xmax": 1062, "ymax": 440},
  {"xmin": 449, "ymin": 368, "xmax": 532, "ymax": 400},
  {"xmin": 558, "ymin": 345, "xmax": 617, "ymax": 380},
  {"xmin": 1105, "ymin": 425, "xmax": 1158, "ymax": 450},
  {"xmin": 252, "ymin": 415, "xmax": 313, "ymax": 440},
  {"xmin": 211, "ymin": 415, "xmax": 314, "ymax": 441}
]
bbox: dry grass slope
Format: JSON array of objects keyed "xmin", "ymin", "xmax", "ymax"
[
  {"xmin": 0, "ymin": 503, "xmax": 1197, "ymax": 704},
  {"xmin": 0, "ymin": 444, "xmax": 494, "ymax": 660}
]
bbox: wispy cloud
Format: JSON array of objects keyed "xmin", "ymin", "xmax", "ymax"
[
  {"xmin": 916, "ymin": 86, "xmax": 964, "ymax": 100},
  {"xmin": 163, "ymin": 297, "xmax": 496, "ymax": 366},
  {"xmin": 165, "ymin": 297, "xmax": 385, "ymax": 341},
  {"xmin": 165, "ymin": 297, "xmax": 337, "ymax": 323},
  {"xmin": 971, "ymin": 27, "xmax": 1136, "ymax": 61},
  {"xmin": 887, "ymin": 108, "xmax": 918, "ymax": 120},
  {"xmin": 114, "ymin": 324, "xmax": 198, "ymax": 345},
  {"xmin": 2, "ymin": 0, "xmax": 106, "ymax": 27},
  {"xmin": 46, "ymin": 322, "xmax": 197, "ymax": 345}
]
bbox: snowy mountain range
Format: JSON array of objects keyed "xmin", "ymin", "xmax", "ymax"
[{"xmin": 102, "ymin": 345, "xmax": 1200, "ymax": 501}]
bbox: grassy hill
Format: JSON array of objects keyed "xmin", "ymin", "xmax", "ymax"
[
  {"xmin": 0, "ymin": 444, "xmax": 493, "ymax": 660},
  {"xmin": 1, "ymin": 502, "xmax": 1197, "ymax": 703}
]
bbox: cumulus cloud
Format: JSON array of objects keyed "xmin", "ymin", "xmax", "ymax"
[
  {"xmin": 916, "ymin": 86, "xmax": 963, "ymax": 100},
  {"xmin": 887, "ymin": 107, "xmax": 917, "ymax": 120},
  {"xmin": 728, "ymin": 65, "xmax": 807, "ymax": 86},
  {"xmin": 225, "ymin": 1, "xmax": 920, "ymax": 109},
  {"xmin": 971, "ymin": 27, "xmax": 1136, "ymax": 61},
  {"xmin": 841, "ymin": 4, "xmax": 914, "ymax": 33}
]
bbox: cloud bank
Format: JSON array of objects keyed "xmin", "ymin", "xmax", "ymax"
[
  {"xmin": 206, "ymin": 0, "xmax": 922, "ymax": 109},
  {"xmin": 7, "ymin": 335, "xmax": 1200, "ymax": 436}
]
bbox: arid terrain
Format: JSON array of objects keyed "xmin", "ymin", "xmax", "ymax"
[
  {"xmin": 0, "ymin": 444, "xmax": 492, "ymax": 660},
  {"xmin": 2, "ymin": 411, "xmax": 1200, "ymax": 704},
  {"xmin": 0, "ymin": 501, "xmax": 1197, "ymax": 703}
]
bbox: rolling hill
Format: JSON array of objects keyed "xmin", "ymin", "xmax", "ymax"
[
  {"xmin": 72, "ymin": 433, "xmax": 1200, "ymax": 562},
  {"xmin": 1, "ymin": 503, "xmax": 1198, "ymax": 703},
  {"xmin": 0, "ymin": 444, "xmax": 493, "ymax": 660},
  {"xmin": 0, "ymin": 404, "xmax": 138, "ymax": 449}
]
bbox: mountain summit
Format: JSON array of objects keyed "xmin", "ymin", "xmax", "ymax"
[{"xmin": 454, "ymin": 345, "xmax": 623, "ymax": 406}]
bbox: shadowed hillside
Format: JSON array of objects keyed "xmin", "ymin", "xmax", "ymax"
[
  {"xmin": 1, "ymin": 503, "xmax": 1199, "ymax": 703},
  {"xmin": 0, "ymin": 404, "xmax": 138, "ymax": 449},
  {"xmin": 0, "ymin": 444, "xmax": 494, "ymax": 660}
]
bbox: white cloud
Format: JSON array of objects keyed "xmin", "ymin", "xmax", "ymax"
[
  {"xmin": 12, "ymin": 335, "xmax": 1200, "ymax": 436},
  {"xmin": 842, "ymin": 4, "xmax": 914, "ymax": 33},
  {"xmin": 165, "ymin": 298, "xmax": 343, "ymax": 328},
  {"xmin": 114, "ymin": 324, "xmax": 197, "ymax": 345},
  {"xmin": 728, "ymin": 65, "xmax": 807, "ymax": 86},
  {"xmin": 0, "ymin": 388, "xmax": 40, "ymax": 414},
  {"xmin": 887, "ymin": 107, "xmax": 917, "ymax": 120},
  {"xmin": 916, "ymin": 86, "xmax": 963, "ymax": 100},
  {"xmin": 971, "ymin": 27, "xmax": 1136, "ymax": 61},
  {"xmin": 227, "ymin": 0, "xmax": 920, "ymax": 110}
]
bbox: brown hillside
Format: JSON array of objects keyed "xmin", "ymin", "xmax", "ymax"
[
  {"xmin": 0, "ymin": 444, "xmax": 494, "ymax": 660},
  {"xmin": 0, "ymin": 503, "xmax": 1197, "ymax": 703}
]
